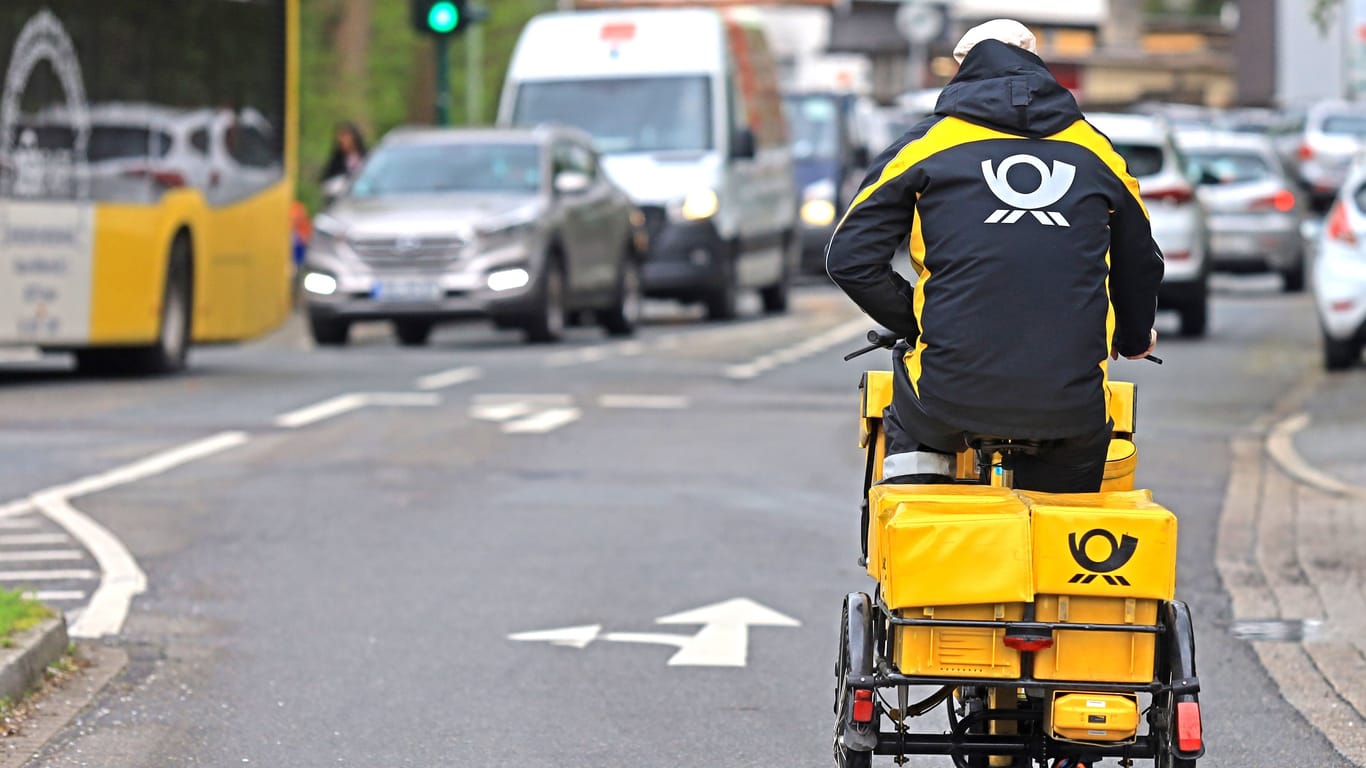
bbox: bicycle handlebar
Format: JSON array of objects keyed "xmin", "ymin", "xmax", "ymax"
[{"xmin": 844, "ymin": 329, "xmax": 1163, "ymax": 365}]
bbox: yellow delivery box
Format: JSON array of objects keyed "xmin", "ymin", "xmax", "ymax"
[{"xmin": 1023, "ymin": 490, "xmax": 1177, "ymax": 683}]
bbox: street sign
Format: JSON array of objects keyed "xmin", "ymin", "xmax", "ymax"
[{"xmin": 509, "ymin": 597, "xmax": 801, "ymax": 667}]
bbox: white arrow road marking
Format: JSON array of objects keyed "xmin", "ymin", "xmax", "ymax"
[
  {"xmin": 415, "ymin": 366, "xmax": 482, "ymax": 391},
  {"xmin": 471, "ymin": 395, "xmax": 580, "ymax": 434},
  {"xmin": 470, "ymin": 402, "xmax": 534, "ymax": 422},
  {"xmin": 0, "ymin": 533, "xmax": 71, "ymax": 545},
  {"xmin": 274, "ymin": 392, "xmax": 440, "ymax": 428},
  {"xmin": 507, "ymin": 598, "xmax": 800, "ymax": 667},
  {"xmin": 0, "ymin": 569, "xmax": 99, "ymax": 581},
  {"xmin": 26, "ymin": 590, "xmax": 86, "ymax": 602},
  {"xmin": 508, "ymin": 624, "xmax": 602, "ymax": 648},
  {"xmin": 0, "ymin": 550, "xmax": 83, "ymax": 562}
]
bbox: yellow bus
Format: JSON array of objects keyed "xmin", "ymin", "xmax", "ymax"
[{"xmin": 0, "ymin": 0, "xmax": 296, "ymax": 373}]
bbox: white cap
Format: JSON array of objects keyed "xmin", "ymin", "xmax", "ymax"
[{"xmin": 952, "ymin": 19, "xmax": 1038, "ymax": 64}]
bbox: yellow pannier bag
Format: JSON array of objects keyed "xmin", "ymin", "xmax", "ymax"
[
  {"xmin": 874, "ymin": 486, "xmax": 1033, "ymax": 608},
  {"xmin": 1022, "ymin": 490, "xmax": 1177, "ymax": 600}
]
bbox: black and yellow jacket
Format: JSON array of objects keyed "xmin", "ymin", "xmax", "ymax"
[{"xmin": 827, "ymin": 40, "xmax": 1164, "ymax": 440}]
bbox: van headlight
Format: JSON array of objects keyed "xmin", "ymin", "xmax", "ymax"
[
  {"xmin": 669, "ymin": 189, "xmax": 719, "ymax": 222},
  {"xmin": 800, "ymin": 179, "xmax": 838, "ymax": 226}
]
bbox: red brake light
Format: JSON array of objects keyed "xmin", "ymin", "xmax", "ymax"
[
  {"xmin": 1298, "ymin": 143, "xmax": 1314, "ymax": 161},
  {"xmin": 1327, "ymin": 200, "xmax": 1357, "ymax": 244},
  {"xmin": 1176, "ymin": 701, "xmax": 1202, "ymax": 753},
  {"xmin": 1143, "ymin": 185, "xmax": 1194, "ymax": 205},
  {"xmin": 1003, "ymin": 636, "xmax": 1054, "ymax": 652},
  {"xmin": 851, "ymin": 689, "xmax": 875, "ymax": 723},
  {"xmin": 600, "ymin": 22, "xmax": 635, "ymax": 42},
  {"xmin": 1251, "ymin": 189, "xmax": 1297, "ymax": 212}
]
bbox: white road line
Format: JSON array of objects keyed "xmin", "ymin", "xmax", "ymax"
[
  {"xmin": 471, "ymin": 402, "xmax": 534, "ymax": 422},
  {"xmin": 0, "ymin": 550, "xmax": 83, "ymax": 562},
  {"xmin": 273, "ymin": 394, "xmax": 367, "ymax": 428},
  {"xmin": 415, "ymin": 366, "xmax": 482, "ymax": 391},
  {"xmin": 27, "ymin": 590, "xmax": 86, "ymax": 602},
  {"xmin": 45, "ymin": 432, "xmax": 249, "ymax": 500},
  {"xmin": 1266, "ymin": 413, "xmax": 1366, "ymax": 499},
  {"xmin": 598, "ymin": 394, "xmax": 689, "ymax": 409},
  {"xmin": 0, "ymin": 569, "xmax": 99, "ymax": 581},
  {"xmin": 0, "ymin": 512, "xmax": 37, "ymax": 526},
  {"xmin": 724, "ymin": 318, "xmax": 871, "ymax": 380},
  {"xmin": 0, "ymin": 534, "xmax": 70, "ymax": 545},
  {"xmin": 274, "ymin": 392, "xmax": 440, "ymax": 428},
  {"xmin": 504, "ymin": 407, "xmax": 582, "ymax": 434}
]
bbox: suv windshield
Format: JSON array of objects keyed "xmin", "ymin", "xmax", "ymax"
[
  {"xmin": 350, "ymin": 143, "xmax": 541, "ymax": 196},
  {"xmin": 512, "ymin": 76, "xmax": 712, "ymax": 154},
  {"xmin": 785, "ymin": 95, "xmax": 841, "ymax": 161}
]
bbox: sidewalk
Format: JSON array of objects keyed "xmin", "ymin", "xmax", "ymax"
[{"xmin": 1217, "ymin": 369, "xmax": 1366, "ymax": 766}]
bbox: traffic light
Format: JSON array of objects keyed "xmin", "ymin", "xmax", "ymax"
[{"xmin": 411, "ymin": 0, "xmax": 466, "ymax": 36}]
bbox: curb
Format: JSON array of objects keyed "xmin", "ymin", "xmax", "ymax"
[{"xmin": 0, "ymin": 616, "xmax": 69, "ymax": 707}]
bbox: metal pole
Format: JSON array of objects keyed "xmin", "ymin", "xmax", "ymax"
[
  {"xmin": 466, "ymin": 20, "xmax": 483, "ymax": 124},
  {"xmin": 435, "ymin": 36, "xmax": 451, "ymax": 126}
]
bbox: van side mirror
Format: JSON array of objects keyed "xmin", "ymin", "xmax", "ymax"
[
  {"xmin": 553, "ymin": 170, "xmax": 591, "ymax": 195},
  {"xmin": 731, "ymin": 127, "xmax": 756, "ymax": 160},
  {"xmin": 321, "ymin": 175, "xmax": 349, "ymax": 206}
]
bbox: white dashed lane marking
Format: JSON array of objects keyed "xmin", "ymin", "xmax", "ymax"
[
  {"xmin": 274, "ymin": 392, "xmax": 440, "ymax": 428},
  {"xmin": 415, "ymin": 366, "xmax": 482, "ymax": 391},
  {"xmin": 503, "ymin": 408, "xmax": 582, "ymax": 434},
  {"xmin": 0, "ymin": 550, "xmax": 84, "ymax": 562},
  {"xmin": 598, "ymin": 394, "xmax": 689, "ymax": 409}
]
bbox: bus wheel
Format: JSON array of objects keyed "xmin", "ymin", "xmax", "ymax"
[{"xmin": 78, "ymin": 238, "xmax": 192, "ymax": 376}]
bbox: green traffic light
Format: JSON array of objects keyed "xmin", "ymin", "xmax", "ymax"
[{"xmin": 427, "ymin": 1, "xmax": 459, "ymax": 34}]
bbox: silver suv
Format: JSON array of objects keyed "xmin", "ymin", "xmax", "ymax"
[{"xmin": 301, "ymin": 126, "xmax": 644, "ymax": 346}]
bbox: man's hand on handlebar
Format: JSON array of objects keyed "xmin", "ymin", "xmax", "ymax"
[{"xmin": 1112, "ymin": 328, "xmax": 1160, "ymax": 364}]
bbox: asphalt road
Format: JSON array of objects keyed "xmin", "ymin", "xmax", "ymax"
[{"xmin": 0, "ymin": 281, "xmax": 1360, "ymax": 766}]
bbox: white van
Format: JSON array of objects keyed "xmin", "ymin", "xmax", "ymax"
[{"xmin": 498, "ymin": 7, "xmax": 798, "ymax": 319}]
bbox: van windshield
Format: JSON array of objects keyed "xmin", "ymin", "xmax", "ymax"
[
  {"xmin": 785, "ymin": 95, "xmax": 841, "ymax": 161},
  {"xmin": 513, "ymin": 76, "xmax": 712, "ymax": 154}
]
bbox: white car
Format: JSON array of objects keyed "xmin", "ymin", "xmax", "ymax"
[
  {"xmin": 1089, "ymin": 112, "xmax": 1210, "ymax": 337},
  {"xmin": 1313, "ymin": 159, "xmax": 1366, "ymax": 370},
  {"xmin": 1295, "ymin": 100, "xmax": 1366, "ymax": 211}
]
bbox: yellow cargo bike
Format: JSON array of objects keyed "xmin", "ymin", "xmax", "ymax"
[{"xmin": 834, "ymin": 331, "xmax": 1203, "ymax": 768}]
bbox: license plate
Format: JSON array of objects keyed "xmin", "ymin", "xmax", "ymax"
[{"xmin": 372, "ymin": 279, "xmax": 442, "ymax": 303}]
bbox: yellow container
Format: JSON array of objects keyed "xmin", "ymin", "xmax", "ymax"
[
  {"xmin": 1032, "ymin": 595, "xmax": 1158, "ymax": 683},
  {"xmin": 1100, "ymin": 439, "xmax": 1137, "ymax": 492},
  {"xmin": 873, "ymin": 487, "xmax": 1033, "ymax": 608},
  {"xmin": 1023, "ymin": 490, "xmax": 1177, "ymax": 601},
  {"xmin": 1048, "ymin": 692, "xmax": 1140, "ymax": 743},
  {"xmin": 896, "ymin": 603, "xmax": 1024, "ymax": 679}
]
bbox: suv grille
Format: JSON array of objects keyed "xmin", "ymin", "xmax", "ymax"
[{"xmin": 348, "ymin": 235, "xmax": 466, "ymax": 269}]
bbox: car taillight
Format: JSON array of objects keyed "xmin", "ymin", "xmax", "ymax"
[
  {"xmin": 1251, "ymin": 189, "xmax": 1297, "ymax": 212},
  {"xmin": 1143, "ymin": 185, "xmax": 1194, "ymax": 205},
  {"xmin": 1298, "ymin": 143, "xmax": 1314, "ymax": 161},
  {"xmin": 1327, "ymin": 199, "xmax": 1357, "ymax": 244}
]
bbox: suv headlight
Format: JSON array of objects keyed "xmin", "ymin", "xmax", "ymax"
[{"xmin": 668, "ymin": 189, "xmax": 719, "ymax": 222}]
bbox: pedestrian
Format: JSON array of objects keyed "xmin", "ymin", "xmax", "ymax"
[
  {"xmin": 320, "ymin": 121, "xmax": 367, "ymax": 184},
  {"xmin": 825, "ymin": 19, "xmax": 1164, "ymax": 493}
]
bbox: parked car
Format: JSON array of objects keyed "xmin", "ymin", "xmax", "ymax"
[
  {"xmin": 1177, "ymin": 129, "xmax": 1308, "ymax": 291},
  {"xmin": 300, "ymin": 126, "xmax": 644, "ymax": 346},
  {"xmin": 1313, "ymin": 159, "xmax": 1366, "ymax": 370},
  {"xmin": 783, "ymin": 91, "xmax": 870, "ymax": 273},
  {"xmin": 1089, "ymin": 112, "xmax": 1210, "ymax": 337},
  {"xmin": 498, "ymin": 7, "xmax": 797, "ymax": 320},
  {"xmin": 1294, "ymin": 100, "xmax": 1366, "ymax": 211}
]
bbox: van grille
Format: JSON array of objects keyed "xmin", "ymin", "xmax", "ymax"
[{"xmin": 348, "ymin": 235, "xmax": 466, "ymax": 269}]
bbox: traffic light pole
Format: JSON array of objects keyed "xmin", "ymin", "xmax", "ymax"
[
  {"xmin": 465, "ymin": 19, "xmax": 483, "ymax": 124},
  {"xmin": 435, "ymin": 35, "xmax": 451, "ymax": 126}
]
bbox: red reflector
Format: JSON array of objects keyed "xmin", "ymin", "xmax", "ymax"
[
  {"xmin": 1332, "ymin": 299, "xmax": 1355, "ymax": 312},
  {"xmin": 1165, "ymin": 249, "xmax": 1191, "ymax": 261},
  {"xmin": 1003, "ymin": 636, "xmax": 1054, "ymax": 652},
  {"xmin": 1298, "ymin": 143, "xmax": 1314, "ymax": 161},
  {"xmin": 1176, "ymin": 701, "xmax": 1202, "ymax": 752},
  {"xmin": 1328, "ymin": 200, "xmax": 1358, "ymax": 244},
  {"xmin": 852, "ymin": 689, "xmax": 875, "ymax": 723},
  {"xmin": 600, "ymin": 22, "xmax": 635, "ymax": 42}
]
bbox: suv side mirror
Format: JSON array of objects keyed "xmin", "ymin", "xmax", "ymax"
[
  {"xmin": 553, "ymin": 170, "xmax": 591, "ymax": 195},
  {"xmin": 321, "ymin": 174, "xmax": 349, "ymax": 205},
  {"xmin": 731, "ymin": 127, "xmax": 756, "ymax": 160}
]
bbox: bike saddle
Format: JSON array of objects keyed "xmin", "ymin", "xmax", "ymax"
[{"xmin": 966, "ymin": 435, "xmax": 1047, "ymax": 457}]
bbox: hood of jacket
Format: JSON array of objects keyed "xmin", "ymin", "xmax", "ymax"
[{"xmin": 933, "ymin": 39, "xmax": 1081, "ymax": 138}]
